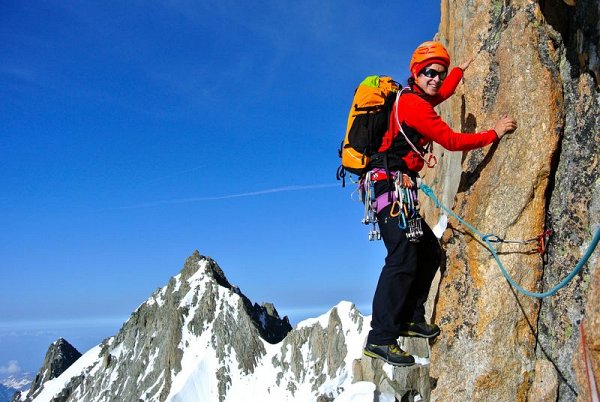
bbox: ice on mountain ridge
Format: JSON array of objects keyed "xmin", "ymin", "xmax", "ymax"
[
  {"xmin": 172, "ymin": 273, "xmax": 182, "ymax": 292},
  {"xmin": 185, "ymin": 259, "xmax": 210, "ymax": 285}
]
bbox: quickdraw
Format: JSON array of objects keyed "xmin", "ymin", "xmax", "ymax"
[
  {"xmin": 421, "ymin": 182, "xmax": 600, "ymax": 299},
  {"xmin": 393, "ymin": 176, "xmax": 423, "ymax": 242},
  {"xmin": 359, "ymin": 171, "xmax": 381, "ymax": 241},
  {"xmin": 359, "ymin": 171, "xmax": 423, "ymax": 242},
  {"xmin": 483, "ymin": 229, "xmax": 552, "ymax": 255}
]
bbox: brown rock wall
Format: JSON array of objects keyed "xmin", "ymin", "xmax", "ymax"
[
  {"xmin": 423, "ymin": 1, "xmax": 566, "ymax": 400},
  {"xmin": 422, "ymin": 0, "xmax": 600, "ymax": 399}
]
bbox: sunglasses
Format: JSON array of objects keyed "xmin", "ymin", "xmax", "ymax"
[{"xmin": 421, "ymin": 68, "xmax": 448, "ymax": 80}]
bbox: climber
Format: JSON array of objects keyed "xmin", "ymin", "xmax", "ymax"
[{"xmin": 362, "ymin": 41, "xmax": 518, "ymax": 367}]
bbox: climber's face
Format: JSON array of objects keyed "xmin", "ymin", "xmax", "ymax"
[{"xmin": 416, "ymin": 63, "xmax": 447, "ymax": 96}]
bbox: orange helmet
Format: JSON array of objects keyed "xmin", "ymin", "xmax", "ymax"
[{"xmin": 409, "ymin": 41, "xmax": 451, "ymax": 77}]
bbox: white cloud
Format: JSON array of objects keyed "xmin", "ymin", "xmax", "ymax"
[{"xmin": 0, "ymin": 360, "xmax": 21, "ymax": 375}]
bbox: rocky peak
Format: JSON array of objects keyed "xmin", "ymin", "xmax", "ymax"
[
  {"xmin": 24, "ymin": 338, "xmax": 81, "ymax": 400},
  {"xmin": 21, "ymin": 252, "xmax": 299, "ymax": 402},
  {"xmin": 182, "ymin": 250, "xmax": 231, "ymax": 288},
  {"xmin": 179, "ymin": 251, "xmax": 292, "ymax": 344}
]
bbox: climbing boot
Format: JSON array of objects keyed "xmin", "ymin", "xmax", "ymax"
[
  {"xmin": 398, "ymin": 322, "xmax": 441, "ymax": 339},
  {"xmin": 363, "ymin": 343, "xmax": 415, "ymax": 367}
]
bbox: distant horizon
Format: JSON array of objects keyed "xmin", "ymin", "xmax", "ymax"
[{"xmin": 1, "ymin": 284, "xmax": 373, "ymax": 375}]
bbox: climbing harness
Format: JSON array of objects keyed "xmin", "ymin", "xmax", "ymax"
[
  {"xmin": 419, "ymin": 182, "xmax": 600, "ymax": 299},
  {"xmin": 358, "ymin": 170, "xmax": 423, "ymax": 242}
]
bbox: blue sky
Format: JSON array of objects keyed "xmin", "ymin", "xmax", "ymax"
[{"xmin": 1, "ymin": 1, "xmax": 440, "ymax": 374}]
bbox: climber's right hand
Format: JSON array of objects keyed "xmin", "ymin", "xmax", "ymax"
[{"xmin": 494, "ymin": 115, "xmax": 517, "ymax": 139}]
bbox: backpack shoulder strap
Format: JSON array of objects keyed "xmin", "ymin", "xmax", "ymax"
[{"xmin": 394, "ymin": 88, "xmax": 427, "ymax": 157}]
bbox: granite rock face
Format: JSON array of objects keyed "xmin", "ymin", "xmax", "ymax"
[
  {"xmin": 537, "ymin": 0, "xmax": 600, "ymax": 398},
  {"xmin": 419, "ymin": 0, "xmax": 599, "ymax": 400},
  {"xmin": 572, "ymin": 257, "xmax": 600, "ymax": 402}
]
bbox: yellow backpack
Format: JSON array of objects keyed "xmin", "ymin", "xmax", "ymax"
[{"xmin": 337, "ymin": 76, "xmax": 399, "ymax": 184}]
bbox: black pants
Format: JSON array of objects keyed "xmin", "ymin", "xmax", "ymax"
[{"xmin": 367, "ymin": 204, "xmax": 442, "ymax": 345}]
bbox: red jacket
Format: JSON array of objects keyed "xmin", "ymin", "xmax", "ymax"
[{"xmin": 378, "ymin": 67, "xmax": 498, "ymax": 172}]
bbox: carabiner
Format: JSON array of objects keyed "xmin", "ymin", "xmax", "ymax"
[
  {"xmin": 398, "ymin": 211, "xmax": 407, "ymax": 230},
  {"xmin": 426, "ymin": 154, "xmax": 438, "ymax": 168},
  {"xmin": 390, "ymin": 201, "xmax": 402, "ymax": 217},
  {"xmin": 536, "ymin": 229, "xmax": 552, "ymax": 255},
  {"xmin": 405, "ymin": 188, "xmax": 413, "ymax": 212}
]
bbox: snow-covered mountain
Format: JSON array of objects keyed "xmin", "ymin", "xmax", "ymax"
[
  {"xmin": 0, "ymin": 374, "xmax": 31, "ymax": 402},
  {"xmin": 18, "ymin": 252, "xmax": 431, "ymax": 401},
  {"xmin": 20, "ymin": 338, "xmax": 82, "ymax": 401},
  {"xmin": 1, "ymin": 375, "xmax": 32, "ymax": 392}
]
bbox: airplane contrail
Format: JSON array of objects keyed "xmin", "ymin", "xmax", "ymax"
[{"xmin": 113, "ymin": 183, "xmax": 339, "ymax": 210}]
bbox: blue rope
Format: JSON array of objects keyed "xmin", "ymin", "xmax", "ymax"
[{"xmin": 420, "ymin": 183, "xmax": 600, "ymax": 298}]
